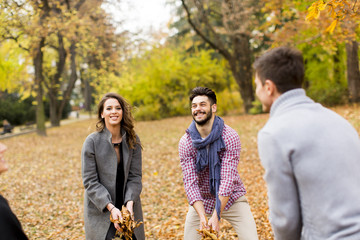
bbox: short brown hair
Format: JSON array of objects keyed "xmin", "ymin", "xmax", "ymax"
[
  {"xmin": 253, "ymin": 46, "xmax": 304, "ymax": 93},
  {"xmin": 189, "ymin": 87, "xmax": 217, "ymax": 105}
]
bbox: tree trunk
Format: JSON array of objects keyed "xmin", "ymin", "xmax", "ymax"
[
  {"xmin": 57, "ymin": 42, "xmax": 78, "ymax": 121},
  {"xmin": 81, "ymin": 73, "xmax": 93, "ymax": 113},
  {"xmin": 33, "ymin": 38, "xmax": 47, "ymax": 136},
  {"xmin": 49, "ymin": 91, "xmax": 60, "ymax": 126},
  {"xmin": 48, "ymin": 32, "xmax": 67, "ymax": 127},
  {"xmin": 346, "ymin": 40, "xmax": 360, "ymax": 102},
  {"xmin": 180, "ymin": 0, "xmax": 255, "ymax": 113},
  {"xmin": 333, "ymin": 47, "xmax": 342, "ymax": 85},
  {"xmin": 229, "ymin": 34, "xmax": 254, "ymax": 113}
]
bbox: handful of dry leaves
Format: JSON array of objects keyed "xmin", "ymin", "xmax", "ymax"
[
  {"xmin": 196, "ymin": 215, "xmax": 219, "ymax": 240},
  {"xmin": 110, "ymin": 206, "xmax": 143, "ymax": 240},
  {"xmin": 197, "ymin": 227, "xmax": 219, "ymax": 240}
]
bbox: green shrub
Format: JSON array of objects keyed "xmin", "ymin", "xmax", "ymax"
[
  {"xmin": 249, "ymin": 100, "xmax": 264, "ymax": 115},
  {"xmin": 0, "ymin": 93, "xmax": 36, "ymax": 126}
]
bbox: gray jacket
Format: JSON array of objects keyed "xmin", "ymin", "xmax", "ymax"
[
  {"xmin": 258, "ymin": 89, "xmax": 360, "ymax": 240},
  {"xmin": 81, "ymin": 128, "xmax": 144, "ymax": 240}
]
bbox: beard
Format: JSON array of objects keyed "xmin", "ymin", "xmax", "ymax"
[{"xmin": 192, "ymin": 110, "xmax": 213, "ymax": 126}]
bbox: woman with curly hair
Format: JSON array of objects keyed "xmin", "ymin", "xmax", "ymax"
[{"xmin": 81, "ymin": 93, "xmax": 144, "ymax": 240}]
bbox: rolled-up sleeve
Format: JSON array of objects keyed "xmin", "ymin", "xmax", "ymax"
[
  {"xmin": 218, "ymin": 130, "xmax": 241, "ymax": 196},
  {"xmin": 179, "ymin": 134, "xmax": 203, "ymax": 205}
]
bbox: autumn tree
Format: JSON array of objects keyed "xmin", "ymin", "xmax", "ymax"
[
  {"xmin": 42, "ymin": 0, "xmax": 87, "ymax": 126},
  {"xmin": 0, "ymin": 0, "xmax": 125, "ymax": 133},
  {"xmin": 306, "ymin": 0, "xmax": 360, "ymax": 102},
  {"xmin": 1, "ymin": 0, "xmax": 66, "ymax": 135},
  {"xmin": 41, "ymin": 0, "xmax": 124, "ymax": 126},
  {"xmin": 179, "ymin": 0, "xmax": 264, "ymax": 113},
  {"xmin": 0, "ymin": 41, "xmax": 31, "ymax": 93},
  {"xmin": 258, "ymin": 0, "xmax": 359, "ymax": 104}
]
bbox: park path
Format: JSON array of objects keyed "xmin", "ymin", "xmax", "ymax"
[{"xmin": 0, "ymin": 111, "xmax": 94, "ymax": 140}]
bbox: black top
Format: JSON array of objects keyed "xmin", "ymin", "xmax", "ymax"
[
  {"xmin": 0, "ymin": 195, "xmax": 28, "ymax": 240},
  {"xmin": 114, "ymin": 142, "xmax": 124, "ymax": 207}
]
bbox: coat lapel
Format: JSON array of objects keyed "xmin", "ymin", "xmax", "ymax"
[{"xmin": 121, "ymin": 134, "xmax": 130, "ymax": 183}]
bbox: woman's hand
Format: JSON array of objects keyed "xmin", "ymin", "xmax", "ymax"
[
  {"xmin": 107, "ymin": 203, "xmax": 123, "ymax": 230},
  {"xmin": 126, "ymin": 201, "xmax": 134, "ymax": 220},
  {"xmin": 111, "ymin": 207, "xmax": 123, "ymax": 230}
]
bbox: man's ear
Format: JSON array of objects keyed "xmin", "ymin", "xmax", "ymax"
[
  {"xmin": 212, "ymin": 103, "xmax": 217, "ymax": 113},
  {"xmin": 264, "ymin": 79, "xmax": 278, "ymax": 96}
]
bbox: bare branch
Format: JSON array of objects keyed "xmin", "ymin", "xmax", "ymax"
[
  {"xmin": 194, "ymin": 1, "xmax": 229, "ymax": 47},
  {"xmin": 75, "ymin": 0, "xmax": 86, "ymax": 11},
  {"xmin": 353, "ymin": 0, "xmax": 358, "ymax": 12},
  {"xmin": 1, "ymin": 31, "xmax": 30, "ymax": 52},
  {"xmin": 181, "ymin": 0, "xmax": 231, "ymax": 60}
]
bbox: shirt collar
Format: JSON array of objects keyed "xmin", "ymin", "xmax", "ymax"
[{"xmin": 270, "ymin": 88, "xmax": 307, "ymax": 117}]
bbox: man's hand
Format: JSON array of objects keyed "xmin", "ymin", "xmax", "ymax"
[
  {"xmin": 199, "ymin": 214, "xmax": 208, "ymax": 230},
  {"xmin": 208, "ymin": 213, "xmax": 220, "ymax": 233}
]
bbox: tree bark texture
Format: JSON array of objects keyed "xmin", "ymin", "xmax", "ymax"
[
  {"xmin": 57, "ymin": 42, "xmax": 78, "ymax": 121},
  {"xmin": 48, "ymin": 33, "xmax": 67, "ymax": 127},
  {"xmin": 346, "ymin": 40, "xmax": 360, "ymax": 102},
  {"xmin": 230, "ymin": 34, "xmax": 254, "ymax": 112},
  {"xmin": 81, "ymin": 69, "xmax": 93, "ymax": 113},
  {"xmin": 33, "ymin": 38, "xmax": 47, "ymax": 136}
]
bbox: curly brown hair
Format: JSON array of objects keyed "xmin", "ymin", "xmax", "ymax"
[{"xmin": 96, "ymin": 93, "xmax": 139, "ymax": 149}]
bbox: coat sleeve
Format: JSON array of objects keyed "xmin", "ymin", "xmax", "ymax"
[
  {"xmin": 124, "ymin": 136, "xmax": 142, "ymax": 204},
  {"xmin": 258, "ymin": 130, "xmax": 302, "ymax": 240},
  {"xmin": 218, "ymin": 129, "xmax": 241, "ymax": 197},
  {"xmin": 81, "ymin": 136, "xmax": 112, "ymax": 212}
]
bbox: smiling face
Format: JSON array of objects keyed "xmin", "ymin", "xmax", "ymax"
[
  {"xmin": 101, "ymin": 98, "xmax": 123, "ymax": 127},
  {"xmin": 191, "ymin": 95, "xmax": 216, "ymax": 126}
]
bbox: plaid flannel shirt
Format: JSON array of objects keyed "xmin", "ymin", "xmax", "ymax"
[{"xmin": 179, "ymin": 124, "xmax": 246, "ymax": 214}]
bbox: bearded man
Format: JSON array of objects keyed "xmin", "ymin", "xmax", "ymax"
[{"xmin": 178, "ymin": 87, "xmax": 258, "ymax": 240}]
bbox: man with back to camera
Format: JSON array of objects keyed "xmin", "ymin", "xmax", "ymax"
[
  {"xmin": 254, "ymin": 46, "xmax": 360, "ymax": 239},
  {"xmin": 179, "ymin": 87, "xmax": 258, "ymax": 240}
]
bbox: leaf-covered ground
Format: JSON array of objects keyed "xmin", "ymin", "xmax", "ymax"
[{"xmin": 0, "ymin": 104, "xmax": 359, "ymax": 239}]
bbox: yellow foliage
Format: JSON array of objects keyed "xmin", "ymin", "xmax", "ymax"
[
  {"xmin": 306, "ymin": 0, "xmax": 359, "ymax": 33},
  {"xmin": 325, "ymin": 19, "xmax": 338, "ymax": 33},
  {"xmin": 306, "ymin": 1, "xmax": 327, "ymax": 21}
]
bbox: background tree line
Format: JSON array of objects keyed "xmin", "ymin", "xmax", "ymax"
[{"xmin": 0, "ymin": 0, "xmax": 359, "ymax": 135}]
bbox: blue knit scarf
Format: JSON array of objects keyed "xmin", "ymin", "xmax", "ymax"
[{"xmin": 187, "ymin": 116, "xmax": 226, "ymax": 220}]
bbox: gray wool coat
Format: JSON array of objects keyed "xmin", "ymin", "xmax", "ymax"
[{"xmin": 81, "ymin": 127, "xmax": 145, "ymax": 240}]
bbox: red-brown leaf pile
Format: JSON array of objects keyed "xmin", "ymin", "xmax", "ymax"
[
  {"xmin": 110, "ymin": 206, "xmax": 143, "ymax": 240},
  {"xmin": 0, "ymin": 104, "xmax": 359, "ymax": 239}
]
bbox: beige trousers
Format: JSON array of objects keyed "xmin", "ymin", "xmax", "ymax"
[{"xmin": 184, "ymin": 196, "xmax": 259, "ymax": 240}]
